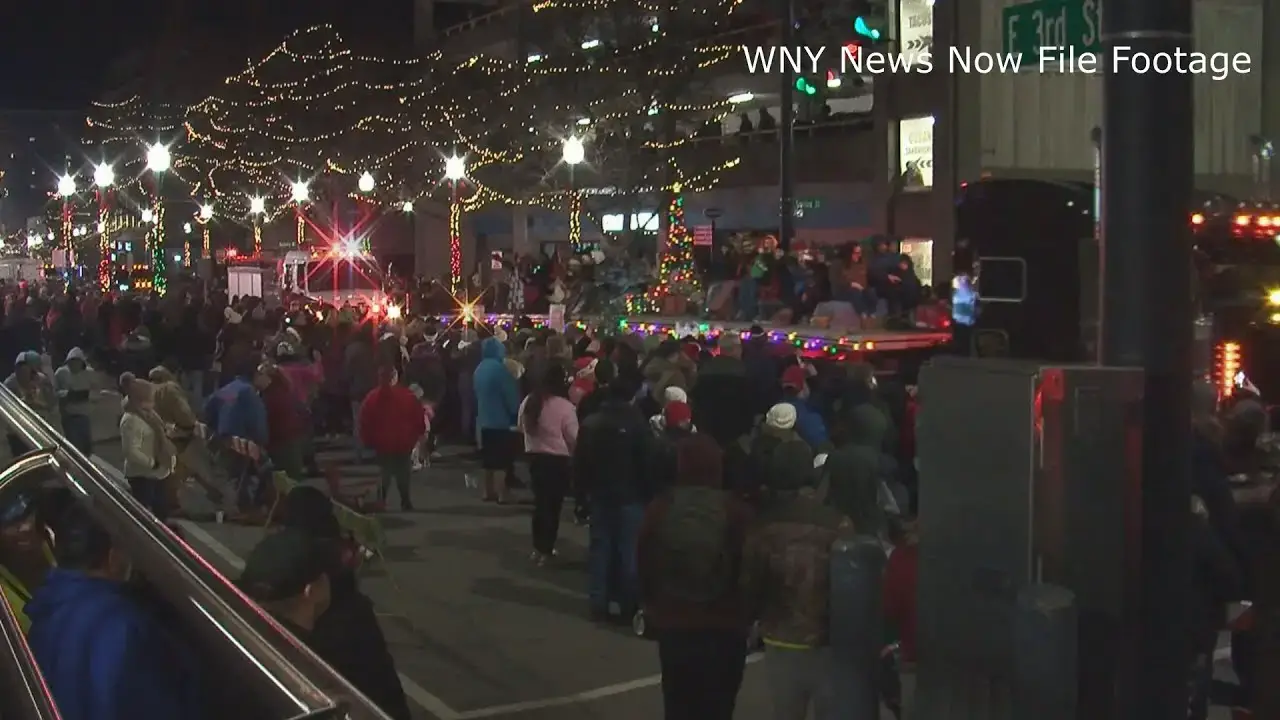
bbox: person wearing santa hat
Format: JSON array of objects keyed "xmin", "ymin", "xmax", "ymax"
[
  {"xmin": 643, "ymin": 400, "xmax": 696, "ymax": 495},
  {"xmin": 568, "ymin": 356, "xmax": 598, "ymax": 406}
]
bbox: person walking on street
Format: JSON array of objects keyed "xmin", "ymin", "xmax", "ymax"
[
  {"xmin": 518, "ymin": 364, "xmax": 578, "ymax": 564},
  {"xmin": 359, "ymin": 366, "xmax": 426, "ymax": 511}
]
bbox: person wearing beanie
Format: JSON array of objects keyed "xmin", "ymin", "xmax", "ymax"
[
  {"xmin": 119, "ymin": 379, "xmax": 177, "ymax": 519},
  {"xmin": 53, "ymin": 347, "xmax": 94, "ymax": 454},
  {"xmin": 741, "ymin": 436, "xmax": 852, "ymax": 720},
  {"xmin": 779, "ymin": 364, "xmax": 829, "ymax": 450},
  {"xmin": 640, "ymin": 339, "xmax": 694, "ymax": 419},
  {"xmin": 643, "ymin": 400, "xmax": 697, "ymax": 497},
  {"xmin": 148, "ymin": 366, "xmax": 201, "ymax": 514},
  {"xmin": 636, "ymin": 435, "xmax": 753, "ymax": 719},
  {"xmin": 359, "ymin": 365, "xmax": 426, "ymax": 511}
]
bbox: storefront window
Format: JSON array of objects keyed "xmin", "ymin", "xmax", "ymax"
[
  {"xmin": 898, "ymin": 116, "xmax": 934, "ymax": 190},
  {"xmin": 900, "ymin": 238, "xmax": 934, "ymax": 285}
]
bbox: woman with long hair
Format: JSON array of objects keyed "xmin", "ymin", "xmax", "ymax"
[{"xmin": 518, "ymin": 363, "xmax": 578, "ymax": 565}]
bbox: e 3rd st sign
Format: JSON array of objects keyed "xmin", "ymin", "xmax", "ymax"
[{"xmin": 1002, "ymin": 0, "xmax": 1100, "ymax": 64}]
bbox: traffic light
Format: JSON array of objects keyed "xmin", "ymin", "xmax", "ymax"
[
  {"xmin": 854, "ymin": 16, "xmax": 881, "ymax": 41},
  {"xmin": 795, "ymin": 77, "xmax": 818, "ymax": 95}
]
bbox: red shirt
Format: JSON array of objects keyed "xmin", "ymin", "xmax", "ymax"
[
  {"xmin": 358, "ymin": 383, "xmax": 427, "ymax": 454},
  {"xmin": 883, "ymin": 544, "xmax": 918, "ymax": 662}
]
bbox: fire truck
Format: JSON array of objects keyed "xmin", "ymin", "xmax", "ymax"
[
  {"xmin": 282, "ymin": 242, "xmax": 389, "ymax": 309},
  {"xmin": 960, "ymin": 178, "xmax": 1268, "ymax": 400}
]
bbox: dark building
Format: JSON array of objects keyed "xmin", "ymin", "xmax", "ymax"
[{"xmin": 0, "ymin": 111, "xmax": 80, "ymax": 236}]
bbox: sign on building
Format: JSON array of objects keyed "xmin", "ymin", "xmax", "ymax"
[
  {"xmin": 899, "ymin": 0, "xmax": 934, "ymax": 63},
  {"xmin": 899, "ymin": 116, "xmax": 935, "ymax": 190}
]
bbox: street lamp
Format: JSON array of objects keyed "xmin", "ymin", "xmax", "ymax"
[
  {"xmin": 56, "ymin": 174, "xmax": 76, "ymax": 198},
  {"xmin": 402, "ymin": 200, "xmax": 414, "ymax": 213},
  {"xmin": 93, "ymin": 163, "xmax": 114, "ymax": 291},
  {"xmin": 358, "ymin": 172, "xmax": 375, "ymax": 193},
  {"xmin": 199, "ymin": 204, "xmax": 214, "ymax": 221},
  {"xmin": 249, "ymin": 196, "xmax": 266, "ymax": 215},
  {"xmin": 444, "ymin": 155, "xmax": 467, "ymax": 291},
  {"xmin": 144, "ymin": 142, "xmax": 170, "ymax": 292},
  {"xmin": 196, "ymin": 204, "xmax": 214, "ymax": 264},
  {"xmin": 562, "ymin": 137, "xmax": 585, "ymax": 252},
  {"xmin": 141, "ymin": 209, "xmax": 155, "ymax": 223},
  {"xmin": 291, "ymin": 180, "xmax": 309, "ymax": 203},
  {"xmin": 55, "ymin": 173, "xmax": 76, "ymax": 269}
]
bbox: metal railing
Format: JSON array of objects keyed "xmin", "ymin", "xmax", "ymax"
[{"xmin": 0, "ymin": 384, "xmax": 395, "ymax": 720}]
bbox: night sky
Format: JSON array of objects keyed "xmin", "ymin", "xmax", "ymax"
[{"xmin": 0, "ymin": 0, "xmax": 475, "ymax": 111}]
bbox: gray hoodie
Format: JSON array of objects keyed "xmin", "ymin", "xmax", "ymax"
[{"xmin": 54, "ymin": 348, "xmax": 94, "ymax": 417}]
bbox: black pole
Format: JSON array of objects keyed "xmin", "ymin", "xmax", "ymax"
[
  {"xmin": 1100, "ymin": 0, "xmax": 1194, "ymax": 717},
  {"xmin": 778, "ymin": 0, "xmax": 795, "ymax": 251}
]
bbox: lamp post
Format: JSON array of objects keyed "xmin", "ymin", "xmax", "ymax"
[
  {"xmin": 291, "ymin": 180, "xmax": 309, "ymax": 253},
  {"xmin": 249, "ymin": 196, "xmax": 266, "ymax": 257},
  {"xmin": 444, "ymin": 155, "xmax": 467, "ymax": 292},
  {"xmin": 562, "ymin": 136, "xmax": 586, "ymax": 253},
  {"xmin": 56, "ymin": 173, "xmax": 76, "ymax": 274},
  {"xmin": 93, "ymin": 163, "xmax": 114, "ymax": 291},
  {"xmin": 356, "ymin": 172, "xmax": 375, "ymax": 253},
  {"xmin": 145, "ymin": 142, "xmax": 171, "ymax": 292},
  {"xmin": 198, "ymin": 204, "xmax": 214, "ymax": 265}
]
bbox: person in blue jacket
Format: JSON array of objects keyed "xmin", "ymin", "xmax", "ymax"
[
  {"xmin": 26, "ymin": 503, "xmax": 203, "ymax": 720},
  {"xmin": 779, "ymin": 364, "xmax": 829, "ymax": 450},
  {"xmin": 473, "ymin": 336, "xmax": 520, "ymax": 502},
  {"xmin": 204, "ymin": 361, "xmax": 270, "ymax": 510}
]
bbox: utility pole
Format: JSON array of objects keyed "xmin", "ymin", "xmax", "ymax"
[
  {"xmin": 778, "ymin": 0, "xmax": 796, "ymax": 251},
  {"xmin": 1100, "ymin": 0, "xmax": 1194, "ymax": 717}
]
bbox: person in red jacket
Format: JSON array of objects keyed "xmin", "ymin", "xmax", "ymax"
[
  {"xmin": 359, "ymin": 366, "xmax": 426, "ymax": 511},
  {"xmin": 256, "ymin": 362, "xmax": 304, "ymax": 480},
  {"xmin": 883, "ymin": 519, "xmax": 918, "ymax": 719}
]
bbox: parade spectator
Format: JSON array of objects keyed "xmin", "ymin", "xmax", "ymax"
[
  {"xmin": 53, "ymin": 347, "xmax": 94, "ymax": 454},
  {"xmin": 204, "ymin": 362, "xmax": 270, "ymax": 514},
  {"xmin": 0, "ymin": 490, "xmax": 53, "ymax": 633},
  {"xmin": 883, "ymin": 519, "xmax": 919, "ymax": 718},
  {"xmin": 345, "ymin": 325, "xmax": 378, "ymax": 463},
  {"xmin": 825, "ymin": 403, "xmax": 892, "ymax": 539},
  {"xmin": 120, "ymin": 379, "xmax": 176, "ymax": 519},
  {"xmin": 779, "ymin": 365, "xmax": 828, "ymax": 450},
  {"xmin": 147, "ymin": 366, "xmax": 201, "ymax": 516},
  {"xmin": 257, "ymin": 361, "xmax": 305, "ymax": 481},
  {"xmin": 689, "ymin": 333, "xmax": 754, "ymax": 447},
  {"xmin": 518, "ymin": 364, "xmax": 578, "ymax": 563},
  {"xmin": 638, "ymin": 435, "xmax": 752, "ymax": 720},
  {"xmin": 6, "ymin": 351, "xmax": 59, "ymax": 446},
  {"xmin": 575, "ymin": 380, "xmax": 651, "ymax": 623},
  {"xmin": 741, "ymin": 439, "xmax": 852, "ymax": 720},
  {"xmin": 277, "ymin": 342, "xmax": 324, "ymax": 475},
  {"xmin": 28, "ymin": 503, "xmax": 204, "ymax": 720},
  {"xmin": 359, "ymin": 365, "xmax": 426, "ymax": 511},
  {"xmin": 474, "ymin": 337, "xmax": 520, "ymax": 503}
]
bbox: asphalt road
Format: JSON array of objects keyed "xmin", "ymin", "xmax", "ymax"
[{"xmin": 77, "ymin": 405, "xmax": 1234, "ymax": 720}]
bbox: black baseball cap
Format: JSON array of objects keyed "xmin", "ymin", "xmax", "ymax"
[{"xmin": 238, "ymin": 528, "xmax": 334, "ymax": 603}]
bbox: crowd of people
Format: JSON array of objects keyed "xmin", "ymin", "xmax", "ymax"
[{"xmin": 0, "ymin": 268, "xmax": 1264, "ymax": 720}]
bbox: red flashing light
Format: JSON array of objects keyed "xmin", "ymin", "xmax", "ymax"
[
  {"xmin": 226, "ymin": 248, "xmax": 239, "ymax": 258},
  {"xmin": 1191, "ymin": 213, "xmax": 1205, "ymax": 225},
  {"xmin": 843, "ymin": 42, "xmax": 860, "ymax": 60}
]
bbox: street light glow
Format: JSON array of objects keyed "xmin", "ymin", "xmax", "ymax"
[
  {"xmin": 56, "ymin": 174, "xmax": 76, "ymax": 198},
  {"xmin": 183, "ymin": 223, "xmax": 192, "ymax": 234},
  {"xmin": 199, "ymin": 204, "xmax": 214, "ymax": 221},
  {"xmin": 358, "ymin": 172, "xmax": 375, "ymax": 193},
  {"xmin": 249, "ymin": 196, "xmax": 266, "ymax": 215},
  {"xmin": 444, "ymin": 155, "xmax": 466, "ymax": 181},
  {"xmin": 93, "ymin": 163, "xmax": 114, "ymax": 188},
  {"xmin": 562, "ymin": 136, "xmax": 585, "ymax": 166},
  {"xmin": 145, "ymin": 143, "xmax": 171, "ymax": 173},
  {"xmin": 728, "ymin": 92, "xmax": 754, "ymax": 104},
  {"xmin": 402, "ymin": 201, "xmax": 414, "ymax": 213},
  {"xmin": 291, "ymin": 180, "xmax": 309, "ymax": 203},
  {"xmin": 141, "ymin": 209, "xmax": 155, "ymax": 223}
]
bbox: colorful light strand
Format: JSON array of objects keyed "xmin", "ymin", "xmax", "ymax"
[
  {"xmin": 568, "ymin": 192, "xmax": 583, "ymax": 253},
  {"xmin": 152, "ymin": 203, "xmax": 167, "ymax": 294},
  {"xmin": 96, "ymin": 190, "xmax": 111, "ymax": 291},
  {"xmin": 448, "ymin": 198, "xmax": 463, "ymax": 291}
]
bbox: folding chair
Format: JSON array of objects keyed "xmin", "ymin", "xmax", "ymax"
[
  {"xmin": 332, "ymin": 503, "xmax": 395, "ymax": 587},
  {"xmin": 323, "ymin": 462, "xmax": 383, "ymax": 512},
  {"xmin": 263, "ymin": 471, "xmax": 300, "ymax": 527}
]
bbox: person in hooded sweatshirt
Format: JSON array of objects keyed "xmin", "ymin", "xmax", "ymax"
[
  {"xmin": 54, "ymin": 347, "xmax": 95, "ymax": 454},
  {"xmin": 824, "ymin": 403, "xmax": 891, "ymax": 540},
  {"xmin": 637, "ymin": 435, "xmax": 753, "ymax": 720},
  {"xmin": 360, "ymin": 365, "xmax": 427, "ymax": 511},
  {"xmin": 474, "ymin": 336, "xmax": 521, "ymax": 503},
  {"xmin": 741, "ymin": 440, "xmax": 852, "ymax": 720},
  {"xmin": 645, "ymin": 400, "xmax": 696, "ymax": 495},
  {"xmin": 778, "ymin": 365, "xmax": 828, "ymax": 450},
  {"xmin": 278, "ymin": 488, "xmax": 413, "ymax": 720},
  {"xmin": 6, "ymin": 351, "xmax": 59, "ymax": 455},
  {"xmin": 27, "ymin": 503, "xmax": 204, "ymax": 720}
]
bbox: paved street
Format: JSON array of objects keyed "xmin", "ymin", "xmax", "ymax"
[{"xmin": 72, "ymin": 403, "xmax": 1232, "ymax": 720}]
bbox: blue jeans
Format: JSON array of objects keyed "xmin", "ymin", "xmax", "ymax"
[
  {"xmin": 61, "ymin": 413, "xmax": 93, "ymax": 455},
  {"xmin": 587, "ymin": 499, "xmax": 645, "ymax": 616},
  {"xmin": 834, "ymin": 287, "xmax": 877, "ymax": 315}
]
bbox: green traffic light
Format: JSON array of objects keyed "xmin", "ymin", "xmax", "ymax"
[{"xmin": 854, "ymin": 16, "xmax": 881, "ymax": 40}]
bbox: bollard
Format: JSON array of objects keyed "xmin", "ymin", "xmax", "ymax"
[
  {"xmin": 830, "ymin": 536, "xmax": 887, "ymax": 719},
  {"xmin": 1012, "ymin": 584, "xmax": 1078, "ymax": 720}
]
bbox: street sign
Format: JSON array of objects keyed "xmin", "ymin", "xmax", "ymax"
[
  {"xmin": 1001, "ymin": 0, "xmax": 1100, "ymax": 65},
  {"xmin": 693, "ymin": 225, "xmax": 714, "ymax": 246},
  {"xmin": 704, "ymin": 207, "xmax": 723, "ymax": 220}
]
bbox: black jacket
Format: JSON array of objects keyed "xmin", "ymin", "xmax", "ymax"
[
  {"xmin": 690, "ymin": 354, "xmax": 755, "ymax": 446},
  {"xmin": 574, "ymin": 398, "xmax": 652, "ymax": 505},
  {"xmin": 309, "ymin": 575, "xmax": 412, "ymax": 720}
]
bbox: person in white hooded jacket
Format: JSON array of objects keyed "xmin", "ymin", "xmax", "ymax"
[
  {"xmin": 119, "ymin": 379, "xmax": 176, "ymax": 519},
  {"xmin": 53, "ymin": 347, "xmax": 95, "ymax": 454}
]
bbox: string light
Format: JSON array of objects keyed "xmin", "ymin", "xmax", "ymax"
[
  {"xmin": 85, "ymin": 13, "xmax": 745, "ymax": 232},
  {"xmin": 449, "ymin": 200, "xmax": 462, "ymax": 291},
  {"xmin": 96, "ymin": 189, "xmax": 112, "ymax": 291},
  {"xmin": 568, "ymin": 192, "xmax": 583, "ymax": 252},
  {"xmin": 153, "ymin": 204, "xmax": 167, "ymax": 293}
]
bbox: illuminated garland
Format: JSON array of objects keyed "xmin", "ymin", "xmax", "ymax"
[
  {"xmin": 449, "ymin": 198, "xmax": 463, "ymax": 291},
  {"xmin": 151, "ymin": 203, "xmax": 167, "ymax": 293},
  {"xmin": 96, "ymin": 190, "xmax": 112, "ymax": 291},
  {"xmin": 568, "ymin": 192, "xmax": 584, "ymax": 252},
  {"xmin": 84, "ymin": 4, "xmax": 749, "ymax": 252}
]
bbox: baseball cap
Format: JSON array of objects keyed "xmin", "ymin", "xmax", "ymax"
[{"xmin": 238, "ymin": 528, "xmax": 334, "ymax": 603}]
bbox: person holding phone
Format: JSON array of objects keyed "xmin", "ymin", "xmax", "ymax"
[{"xmin": 54, "ymin": 348, "xmax": 95, "ymax": 455}]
